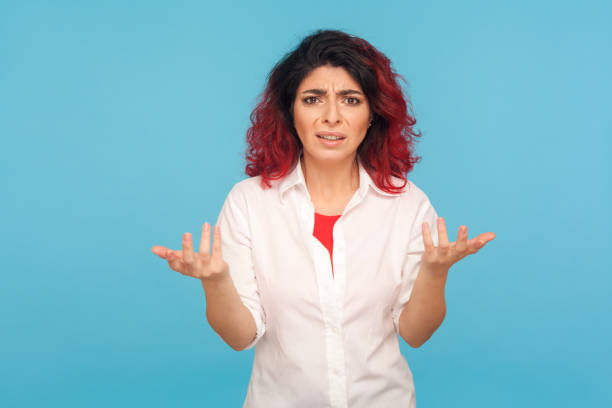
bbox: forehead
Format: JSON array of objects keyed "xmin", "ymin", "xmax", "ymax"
[{"xmin": 297, "ymin": 65, "xmax": 362, "ymax": 91}]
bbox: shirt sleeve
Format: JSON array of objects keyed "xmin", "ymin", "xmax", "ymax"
[
  {"xmin": 215, "ymin": 184, "xmax": 266, "ymax": 350},
  {"xmin": 391, "ymin": 197, "xmax": 440, "ymax": 336}
]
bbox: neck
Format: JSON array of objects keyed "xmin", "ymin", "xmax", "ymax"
[{"xmin": 300, "ymin": 153, "xmax": 359, "ymax": 199}]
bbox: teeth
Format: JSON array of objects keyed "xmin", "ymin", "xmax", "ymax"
[{"xmin": 319, "ymin": 135, "xmax": 343, "ymax": 140}]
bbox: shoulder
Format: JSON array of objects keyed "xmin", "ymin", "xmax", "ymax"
[
  {"xmin": 382, "ymin": 175, "xmax": 430, "ymax": 201},
  {"xmin": 365, "ymin": 173, "xmax": 434, "ymax": 211},
  {"xmin": 225, "ymin": 175, "xmax": 277, "ymax": 208},
  {"xmin": 229, "ymin": 174, "xmax": 277, "ymax": 196},
  {"xmin": 395, "ymin": 178, "xmax": 436, "ymax": 213},
  {"xmin": 401, "ymin": 179, "xmax": 429, "ymax": 200},
  {"xmin": 229, "ymin": 175, "xmax": 262, "ymax": 195}
]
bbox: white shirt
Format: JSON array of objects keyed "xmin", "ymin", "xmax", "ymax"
[{"xmin": 215, "ymin": 155, "xmax": 439, "ymax": 408}]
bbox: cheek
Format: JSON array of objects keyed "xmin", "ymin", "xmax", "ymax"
[
  {"xmin": 293, "ymin": 108, "xmax": 314, "ymax": 130},
  {"xmin": 349, "ymin": 109, "xmax": 371, "ymax": 128},
  {"xmin": 292, "ymin": 108, "xmax": 309, "ymax": 141}
]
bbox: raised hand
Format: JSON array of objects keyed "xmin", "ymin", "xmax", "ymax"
[
  {"xmin": 151, "ymin": 222, "xmax": 230, "ymax": 282},
  {"xmin": 421, "ymin": 217, "xmax": 496, "ymax": 275}
]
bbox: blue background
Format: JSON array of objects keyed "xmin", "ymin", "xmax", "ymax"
[{"xmin": 1, "ymin": 0, "xmax": 610, "ymax": 406}]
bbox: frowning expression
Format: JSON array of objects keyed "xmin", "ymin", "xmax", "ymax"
[{"xmin": 292, "ymin": 65, "xmax": 372, "ymax": 162}]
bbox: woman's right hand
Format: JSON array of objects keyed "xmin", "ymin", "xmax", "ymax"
[{"xmin": 151, "ymin": 222, "xmax": 230, "ymax": 282}]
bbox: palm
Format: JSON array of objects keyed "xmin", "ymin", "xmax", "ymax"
[
  {"xmin": 152, "ymin": 222, "xmax": 229, "ymax": 281},
  {"xmin": 421, "ymin": 217, "xmax": 496, "ymax": 273}
]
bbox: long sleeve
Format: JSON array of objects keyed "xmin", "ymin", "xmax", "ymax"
[
  {"xmin": 391, "ymin": 197, "xmax": 440, "ymax": 335},
  {"xmin": 215, "ymin": 185, "xmax": 266, "ymax": 349}
]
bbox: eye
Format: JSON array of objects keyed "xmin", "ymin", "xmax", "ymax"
[
  {"xmin": 302, "ymin": 96, "xmax": 319, "ymax": 104},
  {"xmin": 345, "ymin": 97, "xmax": 361, "ymax": 105}
]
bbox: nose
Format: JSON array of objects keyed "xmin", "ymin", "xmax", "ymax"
[{"xmin": 322, "ymin": 99, "xmax": 341, "ymax": 125}]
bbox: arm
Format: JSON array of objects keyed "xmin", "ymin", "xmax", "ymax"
[
  {"xmin": 398, "ymin": 265, "xmax": 447, "ymax": 348},
  {"xmin": 153, "ymin": 185, "xmax": 266, "ymax": 352},
  {"xmin": 399, "ymin": 217, "xmax": 495, "ymax": 348},
  {"xmin": 201, "ymin": 275, "xmax": 257, "ymax": 351},
  {"xmin": 206, "ymin": 185, "xmax": 266, "ymax": 351}
]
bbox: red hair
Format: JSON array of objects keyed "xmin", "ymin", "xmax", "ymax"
[{"xmin": 244, "ymin": 29, "xmax": 422, "ymax": 194}]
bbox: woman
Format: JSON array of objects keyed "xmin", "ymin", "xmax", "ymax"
[{"xmin": 152, "ymin": 29, "xmax": 495, "ymax": 408}]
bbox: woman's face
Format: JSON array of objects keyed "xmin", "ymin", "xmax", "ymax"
[{"xmin": 292, "ymin": 65, "xmax": 372, "ymax": 164}]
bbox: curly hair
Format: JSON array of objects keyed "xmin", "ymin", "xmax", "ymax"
[{"xmin": 244, "ymin": 28, "xmax": 422, "ymax": 194}]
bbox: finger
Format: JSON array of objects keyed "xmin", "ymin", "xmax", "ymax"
[
  {"xmin": 167, "ymin": 251, "xmax": 185, "ymax": 272},
  {"xmin": 211, "ymin": 224, "xmax": 223, "ymax": 259},
  {"xmin": 166, "ymin": 248, "xmax": 176, "ymax": 260},
  {"xmin": 422, "ymin": 221, "xmax": 434, "ymax": 251},
  {"xmin": 183, "ymin": 232, "xmax": 194, "ymax": 264},
  {"xmin": 475, "ymin": 232, "xmax": 495, "ymax": 246},
  {"xmin": 468, "ymin": 234, "xmax": 493, "ymax": 252},
  {"xmin": 152, "ymin": 246, "xmax": 172, "ymax": 259},
  {"xmin": 199, "ymin": 222, "xmax": 211, "ymax": 255},
  {"xmin": 455, "ymin": 225, "xmax": 468, "ymax": 252},
  {"xmin": 437, "ymin": 217, "xmax": 449, "ymax": 249}
]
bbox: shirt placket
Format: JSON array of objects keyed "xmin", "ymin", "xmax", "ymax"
[
  {"xmin": 327, "ymin": 219, "xmax": 348, "ymax": 408},
  {"xmin": 329, "ymin": 190, "xmax": 365, "ymax": 405},
  {"xmin": 303, "ymin": 187, "xmax": 369, "ymax": 408},
  {"xmin": 297, "ymin": 191, "xmax": 348, "ymax": 408}
]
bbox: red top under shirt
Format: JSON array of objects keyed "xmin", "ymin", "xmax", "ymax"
[{"xmin": 313, "ymin": 212, "xmax": 342, "ymax": 278}]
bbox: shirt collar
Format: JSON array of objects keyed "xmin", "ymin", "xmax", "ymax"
[{"xmin": 278, "ymin": 155, "xmax": 398, "ymax": 205}]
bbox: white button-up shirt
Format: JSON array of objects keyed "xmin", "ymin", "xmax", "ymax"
[{"xmin": 215, "ymin": 155, "xmax": 439, "ymax": 408}]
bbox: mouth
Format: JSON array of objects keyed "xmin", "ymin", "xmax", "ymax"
[
  {"xmin": 317, "ymin": 133, "xmax": 346, "ymax": 146},
  {"xmin": 316, "ymin": 132, "xmax": 346, "ymax": 141}
]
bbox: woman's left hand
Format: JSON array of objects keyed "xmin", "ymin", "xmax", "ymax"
[{"xmin": 421, "ymin": 217, "xmax": 496, "ymax": 276}]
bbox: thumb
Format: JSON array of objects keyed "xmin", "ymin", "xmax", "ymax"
[{"xmin": 152, "ymin": 246, "xmax": 174, "ymax": 259}]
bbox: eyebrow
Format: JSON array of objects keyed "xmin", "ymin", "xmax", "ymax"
[{"xmin": 301, "ymin": 88, "xmax": 364, "ymax": 96}]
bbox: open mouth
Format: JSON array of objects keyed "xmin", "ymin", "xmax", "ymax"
[
  {"xmin": 317, "ymin": 135, "xmax": 346, "ymax": 141},
  {"xmin": 317, "ymin": 135, "xmax": 346, "ymax": 146}
]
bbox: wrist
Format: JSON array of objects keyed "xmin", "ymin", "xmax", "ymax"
[
  {"xmin": 200, "ymin": 271, "xmax": 232, "ymax": 290},
  {"xmin": 420, "ymin": 264, "xmax": 449, "ymax": 283}
]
